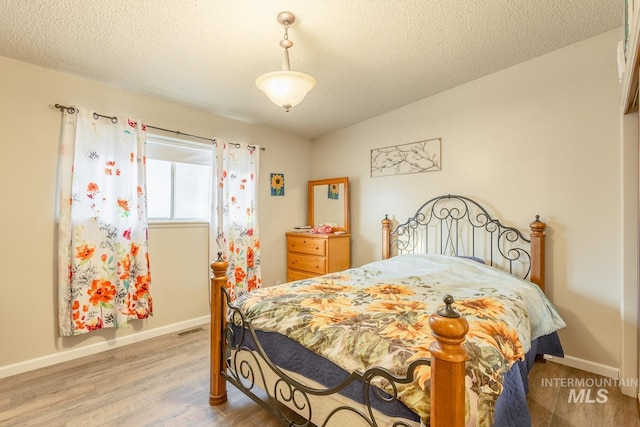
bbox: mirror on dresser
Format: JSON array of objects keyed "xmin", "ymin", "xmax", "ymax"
[
  {"xmin": 307, "ymin": 177, "xmax": 350, "ymax": 233},
  {"xmin": 285, "ymin": 177, "xmax": 351, "ymax": 282}
]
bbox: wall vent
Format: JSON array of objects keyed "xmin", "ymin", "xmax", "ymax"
[{"xmin": 175, "ymin": 327, "xmax": 205, "ymax": 338}]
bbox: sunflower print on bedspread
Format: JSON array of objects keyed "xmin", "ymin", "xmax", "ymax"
[{"xmin": 232, "ymin": 255, "xmax": 564, "ymax": 427}]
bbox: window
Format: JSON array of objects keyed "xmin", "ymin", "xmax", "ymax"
[{"xmin": 146, "ymin": 135, "xmax": 211, "ymax": 221}]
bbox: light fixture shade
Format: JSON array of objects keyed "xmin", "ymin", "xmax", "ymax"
[{"xmin": 255, "ymin": 70, "xmax": 316, "ymax": 111}]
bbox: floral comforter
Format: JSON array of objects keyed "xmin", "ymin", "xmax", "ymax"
[{"xmin": 231, "ymin": 254, "xmax": 566, "ymax": 426}]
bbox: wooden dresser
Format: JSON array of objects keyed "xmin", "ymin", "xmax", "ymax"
[{"xmin": 286, "ymin": 232, "xmax": 351, "ymax": 282}]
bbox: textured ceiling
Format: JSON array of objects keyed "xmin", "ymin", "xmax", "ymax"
[{"xmin": 0, "ymin": 0, "xmax": 621, "ymax": 139}]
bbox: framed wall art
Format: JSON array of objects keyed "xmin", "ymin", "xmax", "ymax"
[
  {"xmin": 371, "ymin": 138, "xmax": 441, "ymax": 177},
  {"xmin": 270, "ymin": 173, "xmax": 285, "ymax": 196}
]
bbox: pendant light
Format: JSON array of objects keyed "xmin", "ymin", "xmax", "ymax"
[{"xmin": 255, "ymin": 11, "xmax": 316, "ymax": 112}]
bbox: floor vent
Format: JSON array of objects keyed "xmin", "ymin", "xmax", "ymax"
[{"xmin": 175, "ymin": 327, "xmax": 205, "ymax": 338}]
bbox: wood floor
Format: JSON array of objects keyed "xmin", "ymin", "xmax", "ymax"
[
  {"xmin": 1, "ymin": 325, "xmax": 638, "ymax": 427},
  {"xmin": 527, "ymin": 359, "xmax": 640, "ymax": 427}
]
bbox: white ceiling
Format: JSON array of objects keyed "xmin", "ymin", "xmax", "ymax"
[{"xmin": 0, "ymin": 1, "xmax": 621, "ymax": 139}]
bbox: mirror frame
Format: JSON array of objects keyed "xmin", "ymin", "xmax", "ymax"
[{"xmin": 308, "ymin": 177, "xmax": 350, "ymax": 233}]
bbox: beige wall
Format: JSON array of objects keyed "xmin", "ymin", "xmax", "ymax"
[
  {"xmin": 312, "ymin": 30, "xmax": 627, "ymax": 372},
  {"xmin": 0, "ymin": 56, "xmax": 311, "ymax": 372}
]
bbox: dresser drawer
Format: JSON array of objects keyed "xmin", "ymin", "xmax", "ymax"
[
  {"xmin": 287, "ymin": 235, "xmax": 326, "ymax": 256},
  {"xmin": 287, "ymin": 269, "xmax": 318, "ymax": 282},
  {"xmin": 287, "ymin": 252, "xmax": 327, "ymax": 275}
]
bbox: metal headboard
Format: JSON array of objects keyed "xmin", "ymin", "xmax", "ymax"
[{"xmin": 386, "ymin": 194, "xmax": 533, "ymax": 280}]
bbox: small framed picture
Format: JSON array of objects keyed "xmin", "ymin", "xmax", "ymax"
[
  {"xmin": 328, "ymin": 184, "xmax": 339, "ymax": 199},
  {"xmin": 270, "ymin": 173, "xmax": 285, "ymax": 196}
]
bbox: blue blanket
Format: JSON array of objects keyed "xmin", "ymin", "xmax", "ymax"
[{"xmin": 231, "ymin": 326, "xmax": 563, "ymax": 425}]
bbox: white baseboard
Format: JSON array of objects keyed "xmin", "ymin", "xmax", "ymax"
[
  {"xmin": 544, "ymin": 354, "xmax": 620, "ymax": 379},
  {"xmin": 0, "ymin": 315, "xmax": 210, "ymax": 380}
]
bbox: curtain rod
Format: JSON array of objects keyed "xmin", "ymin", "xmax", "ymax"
[{"xmin": 53, "ymin": 104, "xmax": 265, "ymax": 151}]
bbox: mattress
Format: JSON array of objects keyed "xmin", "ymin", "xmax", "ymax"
[{"xmin": 231, "ymin": 326, "xmax": 562, "ymax": 426}]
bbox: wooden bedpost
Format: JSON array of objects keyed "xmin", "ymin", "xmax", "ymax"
[
  {"xmin": 209, "ymin": 253, "xmax": 228, "ymax": 405},
  {"xmin": 382, "ymin": 215, "xmax": 391, "ymax": 259},
  {"xmin": 429, "ymin": 295, "xmax": 469, "ymax": 427},
  {"xmin": 529, "ymin": 215, "xmax": 546, "ymax": 293}
]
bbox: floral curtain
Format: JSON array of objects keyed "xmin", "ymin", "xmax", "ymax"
[
  {"xmin": 210, "ymin": 139, "xmax": 261, "ymax": 301},
  {"xmin": 57, "ymin": 108, "xmax": 152, "ymax": 336}
]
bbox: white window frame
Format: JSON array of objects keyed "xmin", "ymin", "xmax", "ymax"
[{"xmin": 146, "ymin": 134, "xmax": 211, "ymax": 227}]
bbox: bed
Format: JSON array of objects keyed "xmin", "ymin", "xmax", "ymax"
[{"xmin": 208, "ymin": 194, "xmax": 565, "ymax": 427}]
